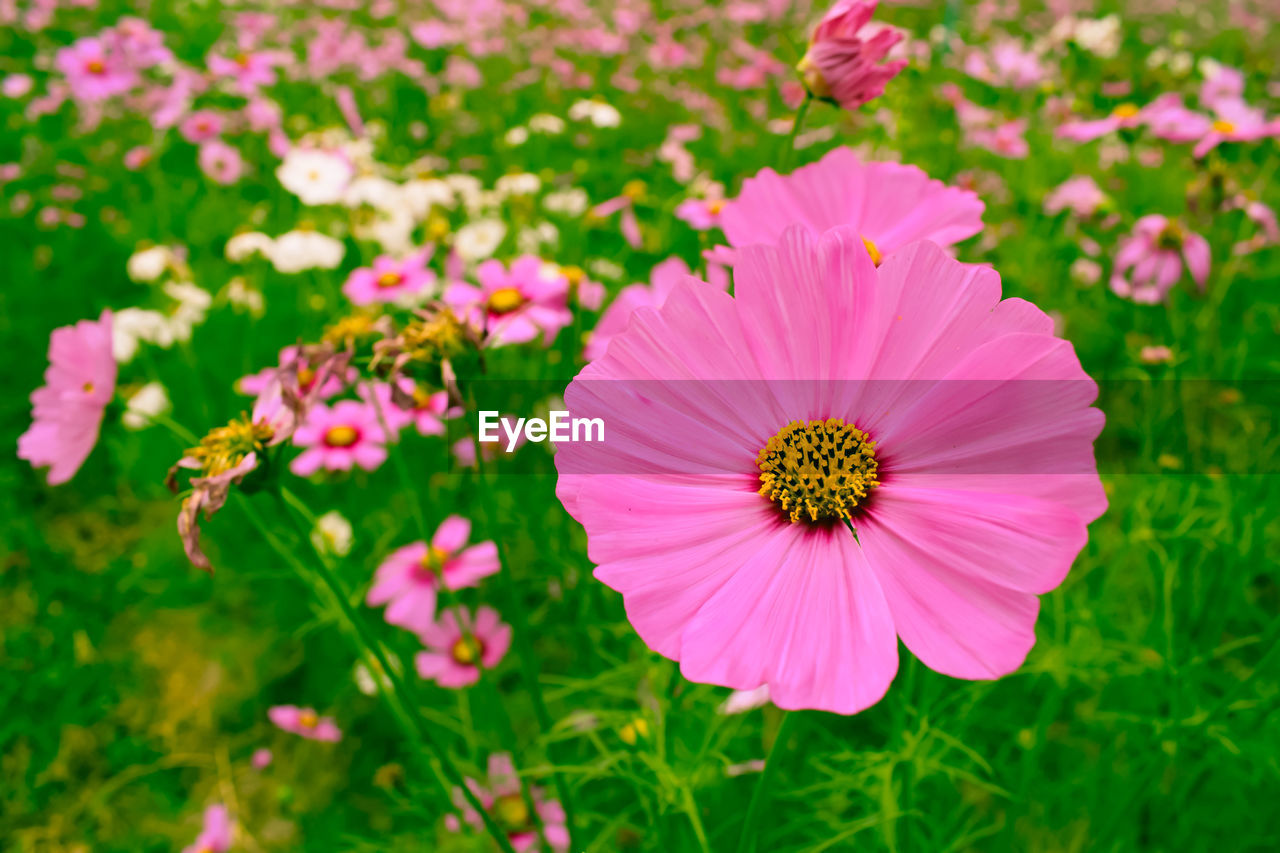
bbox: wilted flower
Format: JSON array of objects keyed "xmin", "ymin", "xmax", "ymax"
[{"xmin": 796, "ymin": 0, "xmax": 907, "ymax": 111}]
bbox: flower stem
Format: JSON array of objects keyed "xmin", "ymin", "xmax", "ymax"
[
  {"xmin": 780, "ymin": 95, "xmax": 812, "ymax": 172},
  {"xmin": 238, "ymin": 492, "xmax": 518, "ymax": 853},
  {"xmin": 735, "ymin": 711, "xmax": 801, "ymax": 853}
]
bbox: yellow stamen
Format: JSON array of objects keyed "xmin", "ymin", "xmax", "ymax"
[
  {"xmin": 298, "ymin": 709, "xmax": 319, "ymax": 728},
  {"xmin": 376, "ymin": 271, "xmax": 403, "ymax": 289},
  {"xmin": 706, "ymin": 199, "xmax": 725, "ymax": 215},
  {"xmin": 324, "ymin": 425, "xmax": 359, "ymax": 447},
  {"xmin": 1112, "ymin": 103, "xmax": 1140, "ymax": 119},
  {"xmin": 1212, "ymin": 119, "xmax": 1236, "ymax": 134},
  {"xmin": 494, "ymin": 794, "xmax": 530, "ymax": 830},
  {"xmin": 82, "ymin": 382, "xmax": 95, "ymax": 393},
  {"xmin": 487, "ymin": 287, "xmax": 526, "ymax": 315},
  {"xmin": 560, "ymin": 265, "xmax": 585, "ymax": 286},
  {"xmin": 186, "ymin": 415, "xmax": 275, "ymax": 476},
  {"xmin": 622, "ymin": 179, "xmax": 647, "ymax": 201},
  {"xmin": 757, "ymin": 418, "xmax": 880, "ymax": 523},
  {"xmin": 86, "ymin": 60, "xmax": 106, "ymax": 75},
  {"xmin": 426, "ymin": 214, "xmax": 450, "ymax": 240},
  {"xmin": 861, "ymin": 236, "xmax": 883, "ymax": 266},
  {"xmin": 450, "ymin": 636, "xmax": 482, "ymax": 665},
  {"xmin": 797, "ymin": 53, "xmax": 831, "ymax": 99}
]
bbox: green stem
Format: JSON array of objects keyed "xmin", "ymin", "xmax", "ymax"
[
  {"xmin": 736, "ymin": 711, "xmax": 801, "ymax": 853},
  {"xmin": 780, "ymin": 95, "xmax": 812, "ymax": 172},
  {"xmin": 239, "ymin": 492, "xmax": 518, "ymax": 853}
]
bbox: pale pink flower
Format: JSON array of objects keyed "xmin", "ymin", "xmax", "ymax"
[
  {"xmin": 19, "ymin": 310, "xmax": 116, "ymax": 485},
  {"xmin": 591, "ymin": 194, "xmax": 643, "ymax": 248},
  {"xmin": 1191, "ymin": 99, "xmax": 1280, "ymax": 158},
  {"xmin": 182, "ymin": 804, "xmax": 232, "ymax": 853},
  {"xmin": 343, "ymin": 250, "xmax": 437, "ymax": 305},
  {"xmin": 366, "ymin": 516, "xmax": 501, "ymax": 634},
  {"xmin": 56, "ymin": 36, "xmax": 136, "ymax": 101},
  {"xmin": 797, "ymin": 0, "xmax": 907, "ymax": 111},
  {"xmin": 124, "ymin": 145, "xmax": 152, "ymax": 170},
  {"xmin": 962, "ymin": 40, "xmax": 1046, "ymax": 90},
  {"xmin": 1044, "ymin": 175, "xmax": 1107, "ymax": 217},
  {"xmin": 556, "ymin": 228, "xmax": 1105, "ymax": 714},
  {"xmin": 415, "ymin": 606, "xmax": 512, "ymax": 688},
  {"xmin": 268, "ymin": 705, "xmax": 342, "ymax": 741},
  {"xmin": 447, "ymin": 754, "xmax": 569, "ymax": 852},
  {"xmin": 1200, "ymin": 64, "xmax": 1245, "ymax": 111},
  {"xmin": 1057, "ymin": 97, "xmax": 1175, "ymax": 142},
  {"xmin": 444, "ymin": 256, "xmax": 572, "ymax": 347},
  {"xmin": 239, "ymin": 345, "xmax": 352, "ymax": 399},
  {"xmin": 1110, "ymin": 215, "xmax": 1211, "ymax": 304},
  {"xmin": 719, "ymin": 146, "xmax": 984, "ymax": 264},
  {"xmin": 290, "ymin": 400, "xmax": 387, "ymax": 476},
  {"xmin": 1139, "ymin": 345, "xmax": 1174, "ymax": 364},
  {"xmin": 180, "ymin": 110, "xmax": 224, "ymax": 143},
  {"xmin": 357, "ymin": 378, "xmax": 458, "ymax": 437},
  {"xmin": 674, "ymin": 197, "xmax": 726, "ymax": 231},
  {"xmin": 1229, "ymin": 198, "xmax": 1280, "ymax": 255},
  {"xmin": 198, "ymin": 140, "xmax": 245, "ymax": 185},
  {"xmin": 208, "ymin": 50, "xmax": 280, "ymax": 94},
  {"xmin": 969, "ymin": 118, "xmax": 1029, "ymax": 158},
  {"xmin": 251, "ymin": 748, "xmax": 273, "ymax": 769},
  {"xmin": 2, "ymin": 73, "xmax": 33, "ymax": 98}
]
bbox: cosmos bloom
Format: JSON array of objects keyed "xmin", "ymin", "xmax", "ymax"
[
  {"xmin": 343, "ymin": 250, "xmax": 437, "ymax": 305},
  {"xmin": 182, "ymin": 804, "xmax": 232, "ymax": 853},
  {"xmin": 446, "ymin": 753, "xmax": 569, "ymax": 852},
  {"xmin": 444, "ymin": 256, "xmax": 572, "ymax": 347},
  {"xmin": 585, "ymin": 257, "xmax": 702, "ymax": 362},
  {"xmin": 1110, "ymin": 215, "xmax": 1211, "ymax": 303},
  {"xmin": 796, "ymin": 0, "xmax": 907, "ymax": 112},
  {"xmin": 718, "ymin": 146, "xmax": 984, "ymax": 264},
  {"xmin": 179, "ymin": 110, "xmax": 224, "ymax": 143},
  {"xmin": 55, "ymin": 37, "xmax": 137, "ymax": 101},
  {"xmin": 1044, "ymin": 175, "xmax": 1108, "ymax": 217},
  {"xmin": 415, "ymin": 606, "xmax": 513, "ymax": 688},
  {"xmin": 1190, "ymin": 99, "xmax": 1280, "ymax": 158},
  {"xmin": 674, "ymin": 197, "xmax": 727, "ymax": 231},
  {"xmin": 962, "ymin": 40, "xmax": 1047, "ymax": 90},
  {"xmin": 276, "ymin": 147, "xmax": 354, "ymax": 206},
  {"xmin": 268, "ymin": 705, "xmax": 342, "ymax": 742},
  {"xmin": 968, "ymin": 118, "xmax": 1029, "ymax": 159},
  {"xmin": 19, "ymin": 311, "xmax": 116, "ymax": 485},
  {"xmin": 239, "ymin": 345, "xmax": 354, "ymax": 399},
  {"xmin": 198, "ymin": 140, "xmax": 246, "ymax": 185},
  {"xmin": 290, "ymin": 400, "xmax": 388, "ymax": 476},
  {"xmin": 556, "ymin": 227, "xmax": 1105, "ymax": 714},
  {"xmin": 366, "ymin": 517, "xmax": 501, "ymax": 634},
  {"xmin": 357, "ymin": 377, "xmax": 460, "ymax": 437},
  {"xmin": 1056, "ymin": 96, "xmax": 1175, "ymax": 142},
  {"xmin": 208, "ymin": 50, "xmax": 280, "ymax": 94}
]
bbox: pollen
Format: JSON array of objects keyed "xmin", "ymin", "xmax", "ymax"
[
  {"xmin": 324, "ymin": 425, "xmax": 359, "ymax": 447},
  {"xmin": 487, "ymin": 286, "xmax": 526, "ymax": 314},
  {"xmin": 1211, "ymin": 119, "xmax": 1236, "ymax": 134},
  {"xmin": 706, "ymin": 199, "xmax": 725, "ymax": 215},
  {"xmin": 298, "ymin": 709, "xmax": 319, "ymax": 728},
  {"xmin": 1112, "ymin": 103, "xmax": 1140, "ymax": 119},
  {"xmin": 757, "ymin": 418, "xmax": 880, "ymax": 523},
  {"xmin": 450, "ymin": 636, "xmax": 482, "ymax": 665},
  {"xmin": 861, "ymin": 235, "xmax": 883, "ymax": 266},
  {"xmin": 376, "ymin": 270, "xmax": 403, "ymax": 288}
]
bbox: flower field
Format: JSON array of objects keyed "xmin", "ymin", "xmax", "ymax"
[{"xmin": 3, "ymin": 1, "xmax": 1279, "ymax": 851}]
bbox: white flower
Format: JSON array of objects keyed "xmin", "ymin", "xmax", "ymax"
[
  {"xmin": 569, "ymin": 99, "xmax": 621, "ymax": 128},
  {"xmin": 518, "ymin": 222, "xmax": 559, "ymax": 253},
  {"xmin": 122, "ymin": 382, "xmax": 170, "ymax": 430},
  {"xmin": 276, "ymin": 148, "xmax": 354, "ymax": 206},
  {"xmin": 112, "ymin": 308, "xmax": 174, "ymax": 362},
  {"xmin": 310, "ymin": 510, "xmax": 353, "ymax": 557},
  {"xmin": 400, "ymin": 178, "xmax": 455, "ymax": 218},
  {"xmin": 1073, "ymin": 15, "xmax": 1120, "ymax": 59},
  {"xmin": 354, "ymin": 206, "xmax": 416, "ymax": 255},
  {"xmin": 587, "ymin": 257, "xmax": 625, "ymax": 280},
  {"xmin": 495, "ymin": 172, "xmax": 541, "ymax": 198},
  {"xmin": 505, "ymin": 126, "xmax": 530, "ymax": 146},
  {"xmin": 344, "ymin": 174, "xmax": 403, "ymax": 212},
  {"xmin": 164, "ymin": 281, "xmax": 212, "ymax": 341},
  {"xmin": 528, "ymin": 113, "xmax": 566, "ymax": 134},
  {"xmin": 718, "ymin": 685, "xmax": 771, "ymax": 715},
  {"xmin": 127, "ymin": 245, "xmax": 173, "ymax": 282},
  {"xmin": 443, "ymin": 174, "xmax": 483, "ymax": 209},
  {"xmin": 225, "ymin": 276, "xmax": 265, "ymax": 316},
  {"xmin": 270, "ymin": 229, "xmax": 345, "ymax": 273},
  {"xmin": 453, "ymin": 219, "xmax": 507, "ymax": 261},
  {"xmin": 543, "ymin": 187, "xmax": 589, "ymax": 217},
  {"xmin": 225, "ymin": 231, "xmax": 274, "ymax": 262}
]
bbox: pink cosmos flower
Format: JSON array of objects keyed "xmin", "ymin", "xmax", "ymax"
[
  {"xmin": 1044, "ymin": 175, "xmax": 1107, "ymax": 217},
  {"xmin": 968, "ymin": 118, "xmax": 1029, "ymax": 159},
  {"xmin": 182, "ymin": 804, "xmax": 232, "ymax": 853},
  {"xmin": 1229, "ymin": 198, "xmax": 1280, "ymax": 255},
  {"xmin": 444, "ymin": 256, "xmax": 572, "ymax": 347},
  {"xmin": 343, "ymin": 251, "xmax": 437, "ymax": 305},
  {"xmin": 1057, "ymin": 98, "xmax": 1164, "ymax": 142},
  {"xmin": 198, "ymin": 140, "xmax": 245, "ymax": 185},
  {"xmin": 447, "ymin": 753, "xmax": 569, "ymax": 852},
  {"xmin": 357, "ymin": 378, "xmax": 458, "ymax": 437},
  {"xmin": 19, "ymin": 310, "xmax": 116, "ymax": 485},
  {"xmin": 268, "ymin": 705, "xmax": 342, "ymax": 741},
  {"xmin": 674, "ymin": 197, "xmax": 726, "ymax": 231},
  {"xmin": 3, "ymin": 73, "xmax": 33, "ymax": 98},
  {"xmin": 1190, "ymin": 99, "xmax": 1280, "ymax": 159},
  {"xmin": 1110, "ymin": 215, "xmax": 1211, "ymax": 304},
  {"xmin": 55, "ymin": 37, "xmax": 136, "ymax": 101},
  {"xmin": 208, "ymin": 50, "xmax": 280, "ymax": 94},
  {"xmin": 124, "ymin": 145, "xmax": 152, "ymax": 170},
  {"xmin": 415, "ymin": 605, "xmax": 512, "ymax": 688},
  {"xmin": 796, "ymin": 0, "xmax": 907, "ymax": 111},
  {"xmin": 586, "ymin": 257, "xmax": 701, "ymax": 362},
  {"xmin": 180, "ymin": 110, "xmax": 224, "ymax": 143},
  {"xmin": 239, "ymin": 345, "xmax": 353, "ymax": 399},
  {"xmin": 290, "ymin": 400, "xmax": 387, "ymax": 476},
  {"xmin": 962, "ymin": 40, "xmax": 1046, "ymax": 90},
  {"xmin": 555, "ymin": 227, "xmax": 1105, "ymax": 714},
  {"xmin": 1200, "ymin": 64, "xmax": 1245, "ymax": 111},
  {"xmin": 366, "ymin": 516, "xmax": 501, "ymax": 634},
  {"xmin": 251, "ymin": 748, "xmax": 273, "ymax": 769},
  {"xmin": 719, "ymin": 146, "xmax": 984, "ymax": 264}
]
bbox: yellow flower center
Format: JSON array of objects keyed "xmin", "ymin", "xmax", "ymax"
[
  {"xmin": 376, "ymin": 271, "xmax": 404, "ymax": 289},
  {"xmin": 86, "ymin": 60, "xmax": 106, "ymax": 75},
  {"xmin": 560, "ymin": 265, "xmax": 585, "ymax": 285},
  {"xmin": 1212, "ymin": 119, "xmax": 1236, "ymax": 134},
  {"xmin": 324, "ymin": 425, "xmax": 359, "ymax": 447},
  {"xmin": 1112, "ymin": 103, "xmax": 1140, "ymax": 119},
  {"xmin": 494, "ymin": 794, "xmax": 530, "ymax": 831},
  {"xmin": 757, "ymin": 418, "xmax": 880, "ymax": 523},
  {"xmin": 450, "ymin": 636, "xmax": 483, "ymax": 665},
  {"xmin": 622, "ymin": 179, "xmax": 647, "ymax": 201},
  {"xmin": 298, "ymin": 710, "xmax": 319, "ymax": 728},
  {"xmin": 487, "ymin": 287, "xmax": 526, "ymax": 315},
  {"xmin": 187, "ymin": 415, "xmax": 275, "ymax": 476},
  {"xmin": 82, "ymin": 382, "xmax": 95, "ymax": 393},
  {"xmin": 427, "ymin": 214, "xmax": 450, "ymax": 240},
  {"xmin": 706, "ymin": 199, "xmax": 725, "ymax": 215},
  {"xmin": 861, "ymin": 236, "xmax": 883, "ymax": 266},
  {"xmin": 1155, "ymin": 221, "xmax": 1185, "ymax": 250},
  {"xmin": 619, "ymin": 718, "xmax": 650, "ymax": 745},
  {"xmin": 235, "ymin": 53, "xmax": 251, "ymax": 67},
  {"xmin": 797, "ymin": 53, "xmax": 831, "ymax": 99}
]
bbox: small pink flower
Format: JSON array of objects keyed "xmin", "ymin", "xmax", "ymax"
[
  {"xmin": 358, "ymin": 378, "xmax": 459, "ymax": 438},
  {"xmin": 447, "ymin": 754, "xmax": 570, "ymax": 852},
  {"xmin": 1044, "ymin": 176, "xmax": 1107, "ymax": 217},
  {"xmin": 56, "ymin": 37, "xmax": 136, "ymax": 101},
  {"xmin": 208, "ymin": 50, "xmax": 280, "ymax": 94},
  {"xmin": 290, "ymin": 400, "xmax": 387, "ymax": 476},
  {"xmin": 444, "ymin": 256, "xmax": 572, "ymax": 347},
  {"xmin": 2, "ymin": 73, "xmax": 33, "ymax": 98},
  {"xmin": 123, "ymin": 145, "xmax": 152, "ymax": 170},
  {"xmin": 797, "ymin": 0, "xmax": 907, "ymax": 111},
  {"xmin": 1191, "ymin": 99, "xmax": 1280, "ymax": 159},
  {"xmin": 180, "ymin": 110, "xmax": 224, "ymax": 143},
  {"xmin": 268, "ymin": 705, "xmax": 342, "ymax": 741},
  {"xmin": 343, "ymin": 250, "xmax": 437, "ymax": 305},
  {"xmin": 962, "ymin": 40, "xmax": 1046, "ymax": 90},
  {"xmin": 674, "ymin": 197, "xmax": 726, "ymax": 231},
  {"xmin": 415, "ymin": 606, "xmax": 512, "ymax": 688},
  {"xmin": 366, "ymin": 516, "xmax": 500, "ymax": 634},
  {"xmin": 1139, "ymin": 345, "xmax": 1174, "ymax": 365},
  {"xmin": 182, "ymin": 804, "xmax": 233, "ymax": 853},
  {"xmin": 251, "ymin": 748, "xmax": 273, "ymax": 769},
  {"xmin": 1110, "ymin": 215, "xmax": 1211, "ymax": 304},
  {"xmin": 239, "ymin": 345, "xmax": 352, "ymax": 399},
  {"xmin": 19, "ymin": 310, "xmax": 116, "ymax": 485},
  {"xmin": 198, "ymin": 140, "xmax": 245, "ymax": 185},
  {"xmin": 969, "ymin": 118, "xmax": 1029, "ymax": 159}
]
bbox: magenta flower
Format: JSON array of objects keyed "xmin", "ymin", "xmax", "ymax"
[
  {"xmin": 55, "ymin": 37, "xmax": 136, "ymax": 101},
  {"xmin": 198, "ymin": 140, "xmax": 245, "ymax": 185},
  {"xmin": 208, "ymin": 50, "xmax": 280, "ymax": 94},
  {"xmin": 796, "ymin": 0, "xmax": 907, "ymax": 111},
  {"xmin": 447, "ymin": 753, "xmax": 570, "ymax": 852},
  {"xmin": 358, "ymin": 378, "xmax": 459, "ymax": 437},
  {"xmin": 180, "ymin": 110, "xmax": 224, "ymax": 143},
  {"xmin": 719, "ymin": 146, "xmax": 984, "ymax": 265},
  {"xmin": 1057, "ymin": 99, "xmax": 1159, "ymax": 142},
  {"xmin": 366, "ymin": 516, "xmax": 500, "ymax": 634},
  {"xmin": 251, "ymin": 748, "xmax": 273, "ymax": 769},
  {"xmin": 19, "ymin": 310, "xmax": 116, "ymax": 485},
  {"xmin": 674, "ymin": 197, "xmax": 726, "ymax": 231},
  {"xmin": 1191, "ymin": 99, "xmax": 1280, "ymax": 158},
  {"xmin": 343, "ymin": 251, "xmax": 437, "ymax": 306},
  {"xmin": 1044, "ymin": 176, "xmax": 1107, "ymax": 217},
  {"xmin": 181, "ymin": 804, "xmax": 232, "ymax": 853},
  {"xmin": 968, "ymin": 118, "xmax": 1029, "ymax": 159},
  {"xmin": 239, "ymin": 345, "xmax": 353, "ymax": 399},
  {"xmin": 585, "ymin": 257, "xmax": 699, "ymax": 362},
  {"xmin": 556, "ymin": 227, "xmax": 1105, "ymax": 714},
  {"xmin": 415, "ymin": 606, "xmax": 513, "ymax": 688},
  {"xmin": 1110, "ymin": 215, "xmax": 1211, "ymax": 304},
  {"xmin": 290, "ymin": 400, "xmax": 387, "ymax": 476},
  {"xmin": 268, "ymin": 705, "xmax": 342, "ymax": 741},
  {"xmin": 444, "ymin": 256, "xmax": 572, "ymax": 347}
]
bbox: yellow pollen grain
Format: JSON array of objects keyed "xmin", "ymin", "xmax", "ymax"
[
  {"xmin": 861, "ymin": 235, "xmax": 883, "ymax": 266},
  {"xmin": 757, "ymin": 418, "xmax": 880, "ymax": 523},
  {"xmin": 324, "ymin": 425, "xmax": 359, "ymax": 447},
  {"xmin": 376, "ymin": 271, "xmax": 403, "ymax": 288},
  {"xmin": 1212, "ymin": 119, "xmax": 1236, "ymax": 134},
  {"xmin": 1112, "ymin": 103, "xmax": 1140, "ymax": 119},
  {"xmin": 487, "ymin": 287, "xmax": 526, "ymax": 315},
  {"xmin": 450, "ymin": 637, "xmax": 482, "ymax": 665},
  {"xmin": 298, "ymin": 710, "xmax": 319, "ymax": 728}
]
